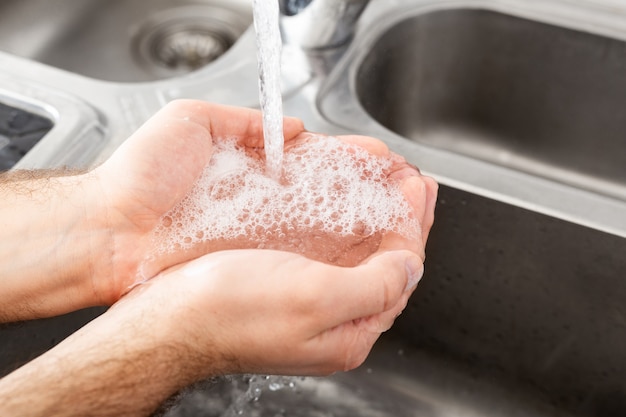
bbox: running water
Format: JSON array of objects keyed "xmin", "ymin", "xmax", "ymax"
[
  {"xmin": 221, "ymin": 4, "xmax": 296, "ymax": 415},
  {"xmin": 253, "ymin": 0, "xmax": 284, "ymax": 181}
]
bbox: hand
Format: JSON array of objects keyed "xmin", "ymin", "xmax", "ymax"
[
  {"xmin": 91, "ymin": 99, "xmax": 437, "ymax": 304},
  {"xmin": 142, "ymin": 130, "xmax": 437, "ymax": 278},
  {"xmin": 114, "ymin": 249, "xmax": 424, "ymax": 378},
  {"xmin": 0, "ymin": 98, "xmax": 436, "ymax": 322},
  {"xmin": 88, "ymin": 100, "xmax": 305, "ymax": 304},
  {"xmin": 116, "ymin": 146, "xmax": 436, "ymax": 377},
  {"xmin": 0, "ymin": 247, "xmax": 424, "ymax": 417},
  {"xmin": 0, "ymin": 99, "xmax": 306, "ymax": 322}
]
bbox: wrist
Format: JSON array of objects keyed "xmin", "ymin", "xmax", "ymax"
[{"xmin": 0, "ymin": 171, "xmax": 121, "ymax": 320}]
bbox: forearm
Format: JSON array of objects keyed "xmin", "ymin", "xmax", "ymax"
[
  {"xmin": 0, "ymin": 292, "xmax": 202, "ymax": 417},
  {"xmin": 0, "ymin": 171, "xmax": 112, "ymax": 321}
]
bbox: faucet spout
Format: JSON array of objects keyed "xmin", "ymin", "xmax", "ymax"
[{"xmin": 279, "ymin": 0, "xmax": 370, "ymax": 49}]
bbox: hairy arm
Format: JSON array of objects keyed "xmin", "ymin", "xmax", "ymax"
[
  {"xmin": 0, "ymin": 170, "xmax": 112, "ymax": 322},
  {"xmin": 0, "ymin": 287, "xmax": 202, "ymax": 417}
]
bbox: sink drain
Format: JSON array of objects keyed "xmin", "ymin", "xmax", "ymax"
[
  {"xmin": 133, "ymin": 5, "xmax": 250, "ymax": 77},
  {"xmin": 151, "ymin": 26, "xmax": 231, "ymax": 70}
]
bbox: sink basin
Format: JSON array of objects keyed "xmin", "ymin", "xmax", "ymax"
[
  {"xmin": 0, "ymin": 0, "xmax": 252, "ymax": 82},
  {"xmin": 356, "ymin": 8, "xmax": 626, "ymax": 201}
]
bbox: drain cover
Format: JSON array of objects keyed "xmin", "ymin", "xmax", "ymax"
[
  {"xmin": 151, "ymin": 26, "xmax": 231, "ymax": 71},
  {"xmin": 133, "ymin": 5, "xmax": 250, "ymax": 77}
]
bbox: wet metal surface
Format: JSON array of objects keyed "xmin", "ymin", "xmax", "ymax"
[
  {"xmin": 0, "ymin": 0, "xmax": 252, "ymax": 82},
  {"xmin": 356, "ymin": 9, "xmax": 626, "ymax": 201}
]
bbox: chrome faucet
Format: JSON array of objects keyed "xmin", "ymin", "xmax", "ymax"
[{"xmin": 279, "ymin": 0, "xmax": 370, "ymax": 49}]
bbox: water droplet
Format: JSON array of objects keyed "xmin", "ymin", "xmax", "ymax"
[{"xmin": 269, "ymin": 382, "xmax": 283, "ymax": 391}]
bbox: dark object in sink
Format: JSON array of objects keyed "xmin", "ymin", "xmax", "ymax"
[{"xmin": 0, "ymin": 101, "xmax": 53, "ymax": 170}]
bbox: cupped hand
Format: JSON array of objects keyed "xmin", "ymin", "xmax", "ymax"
[
  {"xmin": 143, "ymin": 130, "xmax": 437, "ymax": 280},
  {"xmin": 113, "ymin": 246, "xmax": 424, "ymax": 378},
  {"xmin": 87, "ymin": 100, "xmax": 305, "ymax": 303},
  {"xmin": 113, "ymin": 163, "xmax": 435, "ymax": 378},
  {"xmin": 88, "ymin": 99, "xmax": 437, "ymax": 306}
]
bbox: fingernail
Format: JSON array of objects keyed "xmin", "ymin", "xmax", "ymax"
[{"xmin": 405, "ymin": 256, "xmax": 424, "ymax": 291}]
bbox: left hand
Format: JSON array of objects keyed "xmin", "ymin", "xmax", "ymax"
[{"xmin": 87, "ymin": 100, "xmax": 305, "ymax": 304}]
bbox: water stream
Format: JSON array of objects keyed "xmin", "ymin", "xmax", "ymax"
[
  {"xmin": 218, "ymin": 2, "xmax": 298, "ymax": 416},
  {"xmin": 252, "ymin": 0, "xmax": 284, "ymax": 180}
]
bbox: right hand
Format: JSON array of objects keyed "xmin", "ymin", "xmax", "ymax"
[
  {"xmin": 111, "ymin": 247, "xmax": 424, "ymax": 378},
  {"xmin": 112, "ymin": 161, "xmax": 436, "ymax": 377}
]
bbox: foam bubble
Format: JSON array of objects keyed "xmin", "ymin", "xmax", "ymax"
[{"xmin": 152, "ymin": 135, "xmax": 419, "ymax": 266}]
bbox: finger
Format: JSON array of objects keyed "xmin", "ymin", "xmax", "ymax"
[
  {"xmin": 305, "ymin": 321, "xmax": 382, "ymax": 374},
  {"xmin": 158, "ymin": 99, "xmax": 305, "ymax": 147},
  {"xmin": 383, "ymin": 174, "xmax": 438, "ymax": 252},
  {"xmin": 99, "ymin": 101, "xmax": 217, "ymax": 212},
  {"xmin": 420, "ymin": 175, "xmax": 438, "ymax": 245},
  {"xmin": 317, "ymin": 250, "xmax": 422, "ymax": 327},
  {"xmin": 297, "ymin": 254, "xmax": 421, "ymax": 374},
  {"xmin": 387, "ymin": 152, "xmax": 421, "ymax": 180},
  {"xmin": 374, "ymin": 176, "xmax": 427, "ymax": 257},
  {"xmin": 364, "ymin": 285, "xmax": 415, "ymax": 333},
  {"xmin": 305, "ymin": 287, "xmax": 414, "ymax": 373},
  {"xmin": 335, "ymin": 135, "xmax": 390, "ymax": 157}
]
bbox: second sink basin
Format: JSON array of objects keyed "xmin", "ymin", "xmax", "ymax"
[
  {"xmin": 0, "ymin": 0, "xmax": 252, "ymax": 82},
  {"xmin": 356, "ymin": 8, "xmax": 626, "ymax": 200}
]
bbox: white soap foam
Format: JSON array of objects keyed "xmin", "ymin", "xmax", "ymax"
[{"xmin": 152, "ymin": 135, "xmax": 419, "ymax": 265}]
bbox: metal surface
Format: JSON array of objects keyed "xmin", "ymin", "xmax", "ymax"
[
  {"xmin": 0, "ymin": 0, "xmax": 252, "ymax": 82},
  {"xmin": 355, "ymin": 8, "xmax": 626, "ymax": 201},
  {"xmin": 279, "ymin": 0, "xmax": 370, "ymax": 49},
  {"xmin": 319, "ymin": 0, "xmax": 626, "ymax": 238},
  {"xmin": 0, "ymin": 101, "xmax": 52, "ymax": 170},
  {"xmin": 0, "ymin": 0, "xmax": 625, "ymax": 417}
]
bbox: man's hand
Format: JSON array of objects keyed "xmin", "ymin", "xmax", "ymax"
[
  {"xmin": 0, "ymin": 100, "xmax": 305, "ymax": 321},
  {"xmin": 0, "ymin": 246, "xmax": 424, "ymax": 417},
  {"xmin": 0, "ymin": 98, "xmax": 438, "ymax": 416},
  {"xmin": 0, "ymin": 99, "xmax": 437, "ymax": 325},
  {"xmin": 92, "ymin": 99, "xmax": 436, "ymax": 305},
  {"xmin": 90, "ymin": 100, "xmax": 306, "ymax": 304}
]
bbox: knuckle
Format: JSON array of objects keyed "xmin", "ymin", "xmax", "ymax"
[{"xmin": 343, "ymin": 349, "xmax": 369, "ymax": 372}]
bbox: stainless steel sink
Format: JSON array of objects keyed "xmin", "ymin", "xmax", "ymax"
[
  {"xmin": 355, "ymin": 8, "xmax": 626, "ymax": 201},
  {"xmin": 0, "ymin": 0, "xmax": 252, "ymax": 82},
  {"xmin": 1, "ymin": 1, "xmax": 626, "ymax": 417}
]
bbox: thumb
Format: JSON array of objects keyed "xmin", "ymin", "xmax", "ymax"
[{"xmin": 323, "ymin": 250, "xmax": 424, "ymax": 327}]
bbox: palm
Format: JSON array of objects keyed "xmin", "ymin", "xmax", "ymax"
[
  {"xmin": 93, "ymin": 100, "xmax": 436, "ymax": 296},
  {"xmin": 146, "ymin": 131, "xmax": 436, "ymax": 274},
  {"xmin": 93, "ymin": 101, "xmax": 305, "ymax": 291}
]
